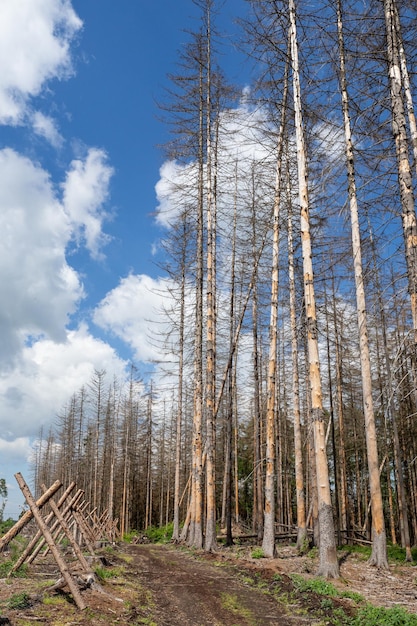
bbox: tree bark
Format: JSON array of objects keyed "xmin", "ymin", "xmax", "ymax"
[
  {"xmin": 336, "ymin": 0, "xmax": 388, "ymax": 568},
  {"xmin": 0, "ymin": 478, "xmax": 62, "ymax": 551},
  {"xmin": 289, "ymin": 0, "xmax": 339, "ymax": 578}
]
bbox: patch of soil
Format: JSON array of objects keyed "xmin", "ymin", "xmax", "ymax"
[{"xmin": 0, "ymin": 542, "xmax": 416, "ymax": 625}]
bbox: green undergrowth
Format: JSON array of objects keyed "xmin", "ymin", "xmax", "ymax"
[
  {"xmin": 289, "ymin": 573, "xmax": 417, "ymax": 625},
  {"xmin": 338, "ymin": 543, "xmax": 417, "ymax": 564},
  {"xmin": 235, "ymin": 560, "xmax": 417, "ymax": 625},
  {"xmin": 94, "ymin": 565, "xmax": 124, "ymax": 580},
  {"xmin": 351, "ymin": 604, "xmax": 417, "ymax": 626},
  {"xmin": 6, "ymin": 592, "xmax": 31, "ymax": 610},
  {"xmin": 290, "ymin": 573, "xmax": 364, "ymax": 603},
  {"xmin": 123, "ymin": 523, "xmax": 174, "ymax": 544},
  {"xmin": 143, "ymin": 523, "xmax": 173, "ymax": 544},
  {"xmin": 0, "ymin": 556, "xmax": 28, "ymax": 578},
  {"xmin": 251, "ymin": 547, "xmax": 265, "ymax": 559}
]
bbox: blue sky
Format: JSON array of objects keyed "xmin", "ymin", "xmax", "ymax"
[{"xmin": 0, "ymin": 0, "xmax": 250, "ymax": 518}]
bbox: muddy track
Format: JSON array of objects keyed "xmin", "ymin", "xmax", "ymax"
[{"xmin": 124, "ymin": 543, "xmax": 307, "ymax": 625}]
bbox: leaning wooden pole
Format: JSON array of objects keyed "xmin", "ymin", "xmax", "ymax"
[
  {"xmin": 0, "ymin": 478, "xmax": 62, "ymax": 551},
  {"xmin": 10, "ymin": 482, "xmax": 76, "ymax": 573},
  {"xmin": 30, "ymin": 490, "xmax": 84, "ymax": 562},
  {"xmin": 15, "ymin": 474, "xmax": 86, "ymax": 610},
  {"xmin": 45, "ymin": 490, "xmax": 91, "ymax": 574}
]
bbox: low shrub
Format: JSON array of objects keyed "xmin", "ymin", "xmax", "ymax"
[
  {"xmin": 144, "ymin": 523, "xmax": 173, "ymax": 544},
  {"xmin": 351, "ymin": 604, "xmax": 417, "ymax": 626}
]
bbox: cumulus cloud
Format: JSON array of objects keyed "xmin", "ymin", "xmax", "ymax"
[
  {"xmin": 62, "ymin": 148, "xmax": 114, "ymax": 259},
  {"xmin": 0, "ymin": 0, "xmax": 82, "ymax": 125},
  {"xmin": 93, "ymin": 274, "xmax": 176, "ymax": 363},
  {"xmin": 0, "ymin": 148, "xmax": 83, "ymax": 365},
  {"xmin": 0, "ymin": 325, "xmax": 127, "ymax": 439},
  {"xmin": 155, "ymin": 100, "xmax": 276, "ymax": 229},
  {"xmin": 0, "ymin": 1, "xmax": 128, "ymax": 518},
  {"xmin": 0, "ymin": 437, "xmax": 32, "ymax": 464}
]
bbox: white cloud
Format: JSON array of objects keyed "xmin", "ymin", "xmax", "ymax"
[
  {"xmin": 0, "ymin": 437, "xmax": 32, "ymax": 464},
  {"xmin": 155, "ymin": 101, "xmax": 276, "ymax": 230},
  {"xmin": 0, "ymin": 324, "xmax": 127, "ymax": 439},
  {"xmin": 155, "ymin": 160, "xmax": 197, "ymax": 228},
  {"xmin": 93, "ymin": 274, "xmax": 176, "ymax": 363},
  {"xmin": 0, "ymin": 142, "xmax": 121, "ymax": 513},
  {"xmin": 0, "ymin": 148, "xmax": 83, "ymax": 365},
  {"xmin": 0, "ymin": 0, "xmax": 82, "ymax": 125},
  {"xmin": 31, "ymin": 110, "xmax": 64, "ymax": 147},
  {"xmin": 62, "ymin": 148, "xmax": 114, "ymax": 259}
]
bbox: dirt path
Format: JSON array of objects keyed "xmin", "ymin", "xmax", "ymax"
[
  {"xmin": 1, "ymin": 542, "xmax": 417, "ymax": 625},
  {"xmin": 124, "ymin": 543, "xmax": 309, "ymax": 625}
]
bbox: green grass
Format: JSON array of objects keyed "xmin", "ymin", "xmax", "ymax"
[
  {"xmin": 220, "ymin": 593, "xmax": 256, "ymax": 625},
  {"xmin": 387, "ymin": 544, "xmax": 417, "ymax": 564},
  {"xmin": 351, "ymin": 604, "xmax": 417, "ymax": 626},
  {"xmin": 338, "ymin": 543, "xmax": 417, "ymax": 564},
  {"xmin": 251, "ymin": 547, "xmax": 265, "ymax": 559},
  {"xmin": 143, "ymin": 523, "xmax": 173, "ymax": 544},
  {"xmin": 0, "ymin": 558, "xmax": 28, "ymax": 578},
  {"xmin": 94, "ymin": 565, "xmax": 124, "ymax": 580},
  {"xmin": 290, "ymin": 573, "xmax": 364, "ymax": 603},
  {"xmin": 7, "ymin": 592, "xmax": 31, "ymax": 610},
  {"xmin": 123, "ymin": 529, "xmax": 139, "ymax": 543}
]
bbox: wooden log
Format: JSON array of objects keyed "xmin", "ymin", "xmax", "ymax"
[
  {"xmin": 10, "ymin": 482, "xmax": 76, "ymax": 574},
  {"xmin": 71, "ymin": 507, "xmax": 96, "ymax": 555},
  {"xmin": 28, "ymin": 490, "xmax": 83, "ymax": 564},
  {"xmin": 45, "ymin": 489, "xmax": 91, "ymax": 574},
  {"xmin": 15, "ymin": 473, "xmax": 86, "ymax": 611},
  {"xmin": 0, "ymin": 477, "xmax": 62, "ymax": 551}
]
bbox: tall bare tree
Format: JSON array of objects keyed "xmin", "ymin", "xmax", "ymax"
[
  {"xmin": 289, "ymin": 0, "xmax": 339, "ymax": 578},
  {"xmin": 336, "ymin": 0, "xmax": 388, "ymax": 568}
]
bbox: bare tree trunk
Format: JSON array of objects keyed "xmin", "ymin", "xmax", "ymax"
[
  {"xmin": 289, "ymin": 0, "xmax": 339, "ymax": 577},
  {"xmin": 331, "ymin": 275, "xmax": 349, "ymax": 538},
  {"xmin": 172, "ymin": 221, "xmax": 187, "ymax": 542},
  {"xmin": 391, "ymin": 0, "xmax": 417, "ymax": 175},
  {"xmin": 188, "ymin": 42, "xmax": 205, "ymax": 549},
  {"xmin": 336, "ymin": 0, "xmax": 388, "ymax": 568},
  {"xmin": 287, "ymin": 166, "xmax": 307, "ymax": 552},
  {"xmin": 204, "ymin": 0, "xmax": 217, "ymax": 551},
  {"xmin": 251, "ymin": 176, "xmax": 264, "ymax": 542},
  {"xmin": 367, "ymin": 217, "xmax": 412, "ymax": 560},
  {"xmin": 262, "ymin": 44, "xmax": 289, "ymax": 558},
  {"xmin": 384, "ymin": 0, "xmax": 417, "ymax": 343},
  {"xmin": 224, "ymin": 190, "xmax": 238, "ymax": 547}
]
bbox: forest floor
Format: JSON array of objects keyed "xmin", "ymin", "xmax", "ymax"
[{"xmin": 0, "ymin": 539, "xmax": 417, "ymax": 625}]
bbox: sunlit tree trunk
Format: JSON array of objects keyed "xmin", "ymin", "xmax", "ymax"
[
  {"xmin": 251, "ymin": 172, "xmax": 264, "ymax": 542},
  {"xmin": 262, "ymin": 47, "xmax": 289, "ymax": 558},
  {"xmin": 384, "ymin": 0, "xmax": 417, "ymax": 344},
  {"xmin": 223, "ymin": 189, "xmax": 238, "ymax": 546},
  {"xmin": 287, "ymin": 157, "xmax": 307, "ymax": 552},
  {"xmin": 336, "ymin": 0, "xmax": 388, "ymax": 568},
  {"xmin": 172, "ymin": 221, "xmax": 187, "ymax": 542},
  {"xmin": 188, "ymin": 38, "xmax": 205, "ymax": 549},
  {"xmin": 204, "ymin": 0, "xmax": 217, "ymax": 550},
  {"xmin": 391, "ymin": 0, "xmax": 417, "ymax": 175},
  {"xmin": 331, "ymin": 274, "xmax": 348, "ymax": 538},
  {"xmin": 289, "ymin": 0, "xmax": 339, "ymax": 577}
]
